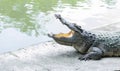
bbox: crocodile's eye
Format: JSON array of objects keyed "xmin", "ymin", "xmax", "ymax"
[
  {"xmin": 74, "ymin": 23, "xmax": 81, "ymax": 28},
  {"xmin": 73, "ymin": 24, "xmax": 83, "ymax": 33}
]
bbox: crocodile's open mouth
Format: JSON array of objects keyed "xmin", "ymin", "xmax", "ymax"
[
  {"xmin": 48, "ymin": 30, "xmax": 75, "ymax": 46},
  {"xmin": 48, "ymin": 14, "xmax": 83, "ymax": 45}
]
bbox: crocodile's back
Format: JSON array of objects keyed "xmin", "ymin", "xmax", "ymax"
[
  {"xmin": 94, "ymin": 31, "xmax": 120, "ymax": 41},
  {"xmin": 92, "ymin": 31, "xmax": 120, "ymax": 56}
]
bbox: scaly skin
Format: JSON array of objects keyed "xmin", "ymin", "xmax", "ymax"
[{"xmin": 48, "ymin": 14, "xmax": 120, "ymax": 60}]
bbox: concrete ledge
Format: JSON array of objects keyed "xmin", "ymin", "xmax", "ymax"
[{"xmin": 0, "ymin": 41, "xmax": 120, "ymax": 71}]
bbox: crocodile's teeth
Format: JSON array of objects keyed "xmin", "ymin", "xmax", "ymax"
[{"xmin": 48, "ymin": 33, "xmax": 54, "ymax": 38}]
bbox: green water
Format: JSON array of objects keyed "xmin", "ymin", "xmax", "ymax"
[{"xmin": 0, "ymin": 0, "xmax": 119, "ymax": 53}]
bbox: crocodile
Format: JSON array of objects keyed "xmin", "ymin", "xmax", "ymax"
[{"xmin": 48, "ymin": 14, "xmax": 120, "ymax": 60}]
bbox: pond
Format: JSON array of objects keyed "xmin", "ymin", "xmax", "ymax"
[{"xmin": 0, "ymin": 0, "xmax": 120, "ymax": 53}]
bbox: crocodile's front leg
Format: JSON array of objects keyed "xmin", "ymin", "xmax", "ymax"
[
  {"xmin": 79, "ymin": 47, "xmax": 103, "ymax": 60},
  {"xmin": 55, "ymin": 14, "xmax": 82, "ymax": 33}
]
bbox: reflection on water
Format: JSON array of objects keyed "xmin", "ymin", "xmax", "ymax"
[
  {"xmin": 0, "ymin": 0, "xmax": 120, "ymax": 53},
  {"xmin": 103, "ymin": 0, "xmax": 116, "ymax": 6}
]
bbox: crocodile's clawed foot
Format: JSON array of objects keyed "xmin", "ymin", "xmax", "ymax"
[
  {"xmin": 55, "ymin": 14, "xmax": 61, "ymax": 19},
  {"xmin": 79, "ymin": 55, "xmax": 91, "ymax": 61}
]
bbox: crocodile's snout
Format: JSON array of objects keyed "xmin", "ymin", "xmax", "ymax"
[{"xmin": 48, "ymin": 33, "xmax": 54, "ymax": 38}]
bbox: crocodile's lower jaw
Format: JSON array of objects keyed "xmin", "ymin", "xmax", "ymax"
[{"xmin": 54, "ymin": 39, "xmax": 72, "ymax": 46}]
